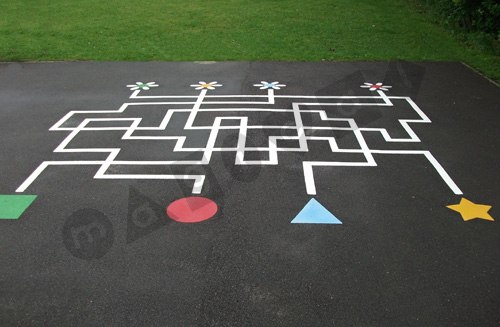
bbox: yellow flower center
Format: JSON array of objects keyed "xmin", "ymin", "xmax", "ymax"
[{"xmin": 201, "ymin": 83, "xmax": 211, "ymax": 88}]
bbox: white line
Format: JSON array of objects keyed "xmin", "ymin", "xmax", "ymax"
[
  {"xmin": 369, "ymin": 150, "xmax": 462, "ymax": 195},
  {"xmin": 95, "ymin": 173, "xmax": 206, "ymax": 194},
  {"xmin": 235, "ymin": 118, "xmax": 248, "ymax": 164},
  {"xmin": 185, "ymin": 89, "xmax": 207, "ymax": 128},
  {"xmin": 303, "ymin": 160, "xmax": 377, "ymax": 195},
  {"xmin": 130, "ymin": 92, "xmax": 387, "ymax": 100},
  {"xmin": 16, "ymin": 161, "xmax": 105, "ymax": 192},
  {"xmin": 268, "ymin": 89, "xmax": 275, "ymax": 104}
]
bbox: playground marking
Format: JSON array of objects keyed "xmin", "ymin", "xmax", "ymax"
[
  {"xmin": 447, "ymin": 198, "xmax": 494, "ymax": 221},
  {"xmin": 127, "ymin": 82, "xmax": 158, "ymax": 91},
  {"xmin": 166, "ymin": 197, "xmax": 218, "ymax": 223},
  {"xmin": 11, "ymin": 80, "xmax": 494, "ymax": 223},
  {"xmin": 190, "ymin": 81, "xmax": 223, "ymax": 90},
  {"xmin": 291, "ymin": 198, "xmax": 342, "ymax": 224},
  {"xmin": 0, "ymin": 195, "xmax": 37, "ymax": 219}
]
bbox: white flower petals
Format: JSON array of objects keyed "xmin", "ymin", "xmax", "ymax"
[
  {"xmin": 360, "ymin": 82, "xmax": 392, "ymax": 92},
  {"xmin": 253, "ymin": 81, "xmax": 286, "ymax": 90},
  {"xmin": 126, "ymin": 80, "xmax": 392, "ymax": 94},
  {"xmin": 190, "ymin": 81, "xmax": 223, "ymax": 90},
  {"xmin": 127, "ymin": 82, "xmax": 159, "ymax": 91}
]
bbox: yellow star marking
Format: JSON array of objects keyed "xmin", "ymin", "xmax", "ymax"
[{"xmin": 447, "ymin": 197, "xmax": 494, "ymax": 221}]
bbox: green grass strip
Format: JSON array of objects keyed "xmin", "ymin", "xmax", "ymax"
[{"xmin": 0, "ymin": 0, "xmax": 499, "ymax": 81}]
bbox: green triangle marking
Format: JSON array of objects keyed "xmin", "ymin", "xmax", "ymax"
[{"xmin": 0, "ymin": 195, "xmax": 37, "ymax": 220}]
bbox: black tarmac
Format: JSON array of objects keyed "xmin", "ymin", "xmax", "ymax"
[{"xmin": 0, "ymin": 61, "xmax": 499, "ymax": 326}]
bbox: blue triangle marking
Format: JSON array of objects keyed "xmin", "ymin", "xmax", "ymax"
[{"xmin": 291, "ymin": 198, "xmax": 342, "ymax": 224}]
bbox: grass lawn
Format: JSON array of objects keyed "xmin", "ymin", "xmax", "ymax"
[{"xmin": 1, "ymin": 0, "xmax": 499, "ymax": 82}]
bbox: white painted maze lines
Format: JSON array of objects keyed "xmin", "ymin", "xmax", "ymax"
[
  {"xmin": 15, "ymin": 80, "xmax": 492, "ymax": 222},
  {"xmin": 16, "ymin": 81, "xmax": 461, "ymax": 196}
]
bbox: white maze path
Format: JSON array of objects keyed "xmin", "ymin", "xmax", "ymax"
[{"xmin": 16, "ymin": 88, "xmax": 462, "ymax": 197}]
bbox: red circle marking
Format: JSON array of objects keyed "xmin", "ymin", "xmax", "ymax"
[{"xmin": 166, "ymin": 197, "xmax": 218, "ymax": 223}]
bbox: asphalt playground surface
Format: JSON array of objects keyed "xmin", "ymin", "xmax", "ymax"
[{"xmin": 0, "ymin": 61, "xmax": 499, "ymax": 326}]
